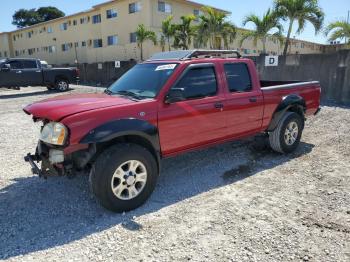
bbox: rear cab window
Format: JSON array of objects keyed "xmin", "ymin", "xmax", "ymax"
[
  {"xmin": 173, "ymin": 64, "xmax": 218, "ymax": 100},
  {"xmin": 224, "ymin": 63, "xmax": 252, "ymax": 93}
]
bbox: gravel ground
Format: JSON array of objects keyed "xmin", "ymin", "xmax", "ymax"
[{"xmin": 0, "ymin": 86, "xmax": 349, "ymax": 262}]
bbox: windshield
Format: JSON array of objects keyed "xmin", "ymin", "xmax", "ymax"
[{"xmin": 107, "ymin": 63, "xmax": 178, "ymax": 99}]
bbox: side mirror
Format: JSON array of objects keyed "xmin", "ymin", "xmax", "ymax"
[
  {"xmin": 165, "ymin": 88, "xmax": 186, "ymax": 104},
  {"xmin": 1, "ymin": 64, "xmax": 10, "ymax": 72}
]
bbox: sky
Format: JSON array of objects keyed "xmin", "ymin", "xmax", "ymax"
[{"xmin": 0, "ymin": 0, "xmax": 349, "ymax": 44}]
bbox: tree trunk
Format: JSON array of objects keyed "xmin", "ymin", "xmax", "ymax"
[
  {"xmin": 167, "ymin": 36, "xmax": 171, "ymax": 51},
  {"xmin": 140, "ymin": 42, "xmax": 143, "ymax": 61},
  {"xmin": 283, "ymin": 20, "xmax": 293, "ymax": 56},
  {"xmin": 262, "ymin": 37, "xmax": 267, "ymax": 54}
]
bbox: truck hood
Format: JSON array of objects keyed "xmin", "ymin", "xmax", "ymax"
[{"xmin": 23, "ymin": 93, "xmax": 135, "ymax": 121}]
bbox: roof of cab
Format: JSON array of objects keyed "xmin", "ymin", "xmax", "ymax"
[{"xmin": 147, "ymin": 50, "xmax": 242, "ymax": 62}]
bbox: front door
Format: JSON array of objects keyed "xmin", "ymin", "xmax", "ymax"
[
  {"xmin": 158, "ymin": 64, "xmax": 227, "ymax": 156},
  {"xmin": 5, "ymin": 60, "xmax": 24, "ymax": 87}
]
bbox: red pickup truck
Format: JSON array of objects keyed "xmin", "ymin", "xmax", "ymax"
[{"xmin": 24, "ymin": 50, "xmax": 321, "ymax": 212}]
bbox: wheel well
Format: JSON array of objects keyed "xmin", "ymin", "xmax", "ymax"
[
  {"xmin": 287, "ymin": 104, "xmax": 305, "ymax": 119},
  {"xmin": 93, "ymin": 135, "xmax": 160, "ymax": 170},
  {"xmin": 55, "ymin": 75, "xmax": 69, "ymax": 83}
]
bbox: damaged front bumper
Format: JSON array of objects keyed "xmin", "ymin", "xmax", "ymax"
[
  {"xmin": 24, "ymin": 141, "xmax": 96, "ymax": 178},
  {"xmin": 24, "ymin": 141, "xmax": 69, "ymax": 178}
]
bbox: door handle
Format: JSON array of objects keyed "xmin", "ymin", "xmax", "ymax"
[
  {"xmin": 214, "ymin": 102, "xmax": 224, "ymax": 109},
  {"xmin": 249, "ymin": 97, "xmax": 257, "ymax": 103}
]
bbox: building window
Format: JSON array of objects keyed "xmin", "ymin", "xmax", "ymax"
[
  {"xmin": 107, "ymin": 9, "xmax": 118, "ymax": 19},
  {"xmin": 129, "ymin": 2, "xmax": 141, "ymax": 13},
  {"xmin": 60, "ymin": 23, "xmax": 68, "ymax": 31},
  {"xmin": 62, "ymin": 43, "xmax": 70, "ymax": 52},
  {"xmin": 81, "ymin": 41, "xmax": 87, "ymax": 47},
  {"xmin": 28, "ymin": 48, "xmax": 36, "ymax": 55},
  {"xmin": 80, "ymin": 17, "xmax": 89, "ymax": 24},
  {"xmin": 27, "ymin": 32, "xmax": 32, "ymax": 38},
  {"xmin": 107, "ymin": 35, "xmax": 118, "ymax": 46},
  {"xmin": 15, "ymin": 50, "xmax": 19, "ymax": 56},
  {"xmin": 74, "ymin": 42, "xmax": 79, "ymax": 47},
  {"xmin": 93, "ymin": 39, "xmax": 103, "ymax": 48},
  {"xmin": 158, "ymin": 1, "xmax": 172, "ymax": 13},
  {"xmin": 92, "ymin": 14, "xmax": 101, "ymax": 24},
  {"xmin": 193, "ymin": 9, "xmax": 203, "ymax": 21},
  {"xmin": 73, "ymin": 20, "xmax": 77, "ymax": 26},
  {"xmin": 47, "ymin": 27, "xmax": 53, "ymax": 33},
  {"xmin": 48, "ymin": 46, "xmax": 55, "ymax": 53},
  {"xmin": 13, "ymin": 36, "xmax": 16, "ymax": 41},
  {"xmin": 130, "ymin": 32, "xmax": 137, "ymax": 43}
]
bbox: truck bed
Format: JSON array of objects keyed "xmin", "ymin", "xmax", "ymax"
[
  {"xmin": 260, "ymin": 80, "xmax": 318, "ymax": 89},
  {"xmin": 260, "ymin": 80, "xmax": 321, "ymax": 130}
]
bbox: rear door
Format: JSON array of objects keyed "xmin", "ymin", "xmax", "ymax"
[
  {"xmin": 223, "ymin": 62, "xmax": 264, "ymax": 137},
  {"xmin": 21, "ymin": 60, "xmax": 43, "ymax": 86},
  {"xmin": 158, "ymin": 63, "xmax": 227, "ymax": 155}
]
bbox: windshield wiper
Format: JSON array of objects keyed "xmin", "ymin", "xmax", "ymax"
[
  {"xmin": 113, "ymin": 90, "xmax": 145, "ymax": 100},
  {"xmin": 104, "ymin": 89, "xmax": 113, "ymax": 95}
]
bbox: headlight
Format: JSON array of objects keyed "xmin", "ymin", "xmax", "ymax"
[{"xmin": 40, "ymin": 122, "xmax": 68, "ymax": 146}]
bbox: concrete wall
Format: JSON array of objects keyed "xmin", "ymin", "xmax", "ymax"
[
  {"xmin": 76, "ymin": 60, "xmax": 137, "ymax": 86},
  {"xmin": 254, "ymin": 50, "xmax": 350, "ymax": 104}
]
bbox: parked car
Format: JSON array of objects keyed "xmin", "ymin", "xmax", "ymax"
[
  {"xmin": 0, "ymin": 58, "xmax": 79, "ymax": 91},
  {"xmin": 23, "ymin": 50, "xmax": 321, "ymax": 212}
]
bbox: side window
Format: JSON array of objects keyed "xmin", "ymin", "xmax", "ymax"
[
  {"xmin": 174, "ymin": 66, "xmax": 217, "ymax": 100},
  {"xmin": 224, "ymin": 63, "xmax": 252, "ymax": 92},
  {"xmin": 22, "ymin": 60, "xmax": 38, "ymax": 69},
  {"xmin": 8, "ymin": 60, "xmax": 23, "ymax": 69}
]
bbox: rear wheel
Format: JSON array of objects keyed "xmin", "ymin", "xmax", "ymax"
[
  {"xmin": 55, "ymin": 79, "xmax": 69, "ymax": 92},
  {"xmin": 89, "ymin": 143, "xmax": 158, "ymax": 212},
  {"xmin": 269, "ymin": 112, "xmax": 304, "ymax": 153}
]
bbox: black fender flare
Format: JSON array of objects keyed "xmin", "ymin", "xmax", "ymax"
[
  {"xmin": 80, "ymin": 118, "xmax": 161, "ymax": 166},
  {"xmin": 267, "ymin": 94, "xmax": 306, "ymax": 132}
]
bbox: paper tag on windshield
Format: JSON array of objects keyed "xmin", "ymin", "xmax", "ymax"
[{"xmin": 155, "ymin": 64, "xmax": 177, "ymax": 71}]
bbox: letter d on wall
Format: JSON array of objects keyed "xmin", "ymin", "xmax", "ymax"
[{"xmin": 265, "ymin": 56, "xmax": 278, "ymax": 67}]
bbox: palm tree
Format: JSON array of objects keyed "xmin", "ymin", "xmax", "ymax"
[
  {"xmin": 196, "ymin": 6, "xmax": 236, "ymax": 49},
  {"xmin": 240, "ymin": 9, "xmax": 283, "ymax": 54},
  {"xmin": 173, "ymin": 15, "xmax": 196, "ymax": 50},
  {"xmin": 161, "ymin": 16, "xmax": 176, "ymax": 51},
  {"xmin": 324, "ymin": 20, "xmax": 350, "ymax": 44},
  {"xmin": 274, "ymin": 0, "xmax": 324, "ymax": 55},
  {"xmin": 135, "ymin": 24, "xmax": 157, "ymax": 61}
]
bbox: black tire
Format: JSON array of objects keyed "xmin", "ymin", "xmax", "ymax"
[
  {"xmin": 269, "ymin": 112, "xmax": 304, "ymax": 154},
  {"xmin": 89, "ymin": 143, "xmax": 158, "ymax": 212},
  {"xmin": 55, "ymin": 79, "xmax": 69, "ymax": 92}
]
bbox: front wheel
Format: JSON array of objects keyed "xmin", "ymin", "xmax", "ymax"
[
  {"xmin": 55, "ymin": 79, "xmax": 69, "ymax": 92},
  {"xmin": 269, "ymin": 112, "xmax": 304, "ymax": 154},
  {"xmin": 89, "ymin": 143, "xmax": 158, "ymax": 212}
]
